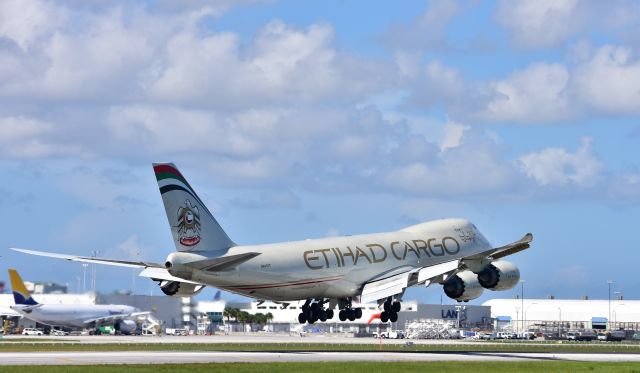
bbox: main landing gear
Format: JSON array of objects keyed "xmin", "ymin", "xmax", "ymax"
[
  {"xmin": 380, "ymin": 297, "xmax": 401, "ymax": 323},
  {"xmin": 298, "ymin": 300, "xmax": 334, "ymax": 324},
  {"xmin": 297, "ymin": 298, "xmax": 364, "ymax": 324},
  {"xmin": 338, "ymin": 298, "xmax": 363, "ymax": 322}
]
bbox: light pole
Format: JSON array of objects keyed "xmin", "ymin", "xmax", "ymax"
[
  {"xmin": 607, "ymin": 280, "xmax": 614, "ymax": 330},
  {"xmin": 557, "ymin": 307, "xmax": 562, "ymax": 339},
  {"xmin": 82, "ymin": 263, "xmax": 88, "ymax": 292},
  {"xmin": 520, "ymin": 280, "xmax": 525, "ymax": 332},
  {"xmin": 613, "ymin": 304, "xmax": 626, "ymax": 326},
  {"xmin": 525, "ymin": 302, "xmax": 538, "ymax": 332}
]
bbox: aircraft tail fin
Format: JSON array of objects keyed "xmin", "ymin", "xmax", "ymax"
[
  {"xmin": 153, "ymin": 162, "xmax": 235, "ymax": 253},
  {"xmin": 8, "ymin": 269, "xmax": 38, "ymax": 306}
]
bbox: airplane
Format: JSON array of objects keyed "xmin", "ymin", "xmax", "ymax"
[
  {"xmin": 11, "ymin": 162, "xmax": 532, "ymax": 324},
  {"xmin": 8, "ymin": 268, "xmax": 145, "ymax": 334}
]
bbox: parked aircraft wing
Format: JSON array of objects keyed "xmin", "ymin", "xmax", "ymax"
[
  {"xmin": 84, "ymin": 311, "xmax": 153, "ymax": 326},
  {"xmin": 9, "ymin": 248, "xmax": 164, "ymax": 268},
  {"xmin": 83, "ymin": 314, "xmax": 132, "ymax": 326},
  {"xmin": 138, "ymin": 267, "xmax": 204, "ymax": 285}
]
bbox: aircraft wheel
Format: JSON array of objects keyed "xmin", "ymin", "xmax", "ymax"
[
  {"xmin": 383, "ymin": 301, "xmax": 391, "ymax": 312},
  {"xmin": 389, "ymin": 311, "xmax": 398, "ymax": 323},
  {"xmin": 339, "ymin": 310, "xmax": 347, "ymax": 321},
  {"xmin": 298, "ymin": 313, "xmax": 306, "ymax": 324},
  {"xmin": 326, "ymin": 309, "xmax": 334, "ymax": 319},
  {"xmin": 355, "ymin": 308, "xmax": 362, "ymax": 319},
  {"xmin": 348, "ymin": 309, "xmax": 356, "ymax": 321},
  {"xmin": 380, "ymin": 311, "xmax": 389, "ymax": 323},
  {"xmin": 392, "ymin": 302, "xmax": 401, "ymax": 313},
  {"xmin": 319, "ymin": 311, "xmax": 327, "ymax": 322}
]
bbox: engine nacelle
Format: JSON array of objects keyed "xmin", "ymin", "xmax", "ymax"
[
  {"xmin": 476, "ymin": 260, "xmax": 520, "ymax": 291},
  {"xmin": 159, "ymin": 280, "xmax": 205, "ymax": 297},
  {"xmin": 115, "ymin": 319, "xmax": 137, "ymax": 335},
  {"xmin": 442, "ymin": 270, "xmax": 484, "ymax": 302}
]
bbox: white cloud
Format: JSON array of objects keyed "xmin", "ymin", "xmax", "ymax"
[
  {"xmin": 496, "ymin": 0, "xmax": 583, "ymax": 48},
  {"xmin": 479, "ymin": 63, "xmax": 572, "ymax": 123},
  {"xmin": 384, "ymin": 0, "xmax": 461, "ymax": 52},
  {"xmin": 0, "ymin": 0, "xmax": 66, "ymax": 50},
  {"xmin": 573, "ymin": 45, "xmax": 640, "ymax": 114},
  {"xmin": 518, "ymin": 137, "xmax": 603, "ymax": 187}
]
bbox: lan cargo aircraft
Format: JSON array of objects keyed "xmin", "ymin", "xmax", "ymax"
[
  {"xmin": 12, "ymin": 163, "xmax": 532, "ymax": 324},
  {"xmin": 9, "ymin": 269, "xmax": 143, "ymax": 333}
]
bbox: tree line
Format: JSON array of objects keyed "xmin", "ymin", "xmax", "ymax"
[{"xmin": 223, "ymin": 307, "xmax": 274, "ymax": 325}]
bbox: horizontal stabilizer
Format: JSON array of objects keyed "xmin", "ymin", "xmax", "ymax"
[{"xmin": 10, "ymin": 248, "xmax": 164, "ymax": 268}]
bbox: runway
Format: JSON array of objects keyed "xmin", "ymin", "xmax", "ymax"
[{"xmin": 3, "ymin": 351, "xmax": 640, "ymax": 365}]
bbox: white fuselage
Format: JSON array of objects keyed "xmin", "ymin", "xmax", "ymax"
[
  {"xmin": 171, "ymin": 218, "xmax": 492, "ymax": 301},
  {"xmin": 11, "ymin": 304, "xmax": 137, "ymax": 328}
]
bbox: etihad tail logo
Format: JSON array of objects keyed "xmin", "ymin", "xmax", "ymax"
[{"xmin": 176, "ymin": 199, "xmax": 201, "ymax": 247}]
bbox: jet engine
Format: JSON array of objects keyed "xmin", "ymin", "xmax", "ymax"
[
  {"xmin": 476, "ymin": 260, "xmax": 520, "ymax": 291},
  {"xmin": 442, "ymin": 270, "xmax": 484, "ymax": 302},
  {"xmin": 159, "ymin": 280, "xmax": 205, "ymax": 297},
  {"xmin": 115, "ymin": 319, "xmax": 137, "ymax": 335}
]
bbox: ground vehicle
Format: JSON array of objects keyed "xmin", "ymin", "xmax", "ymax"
[
  {"xmin": 22, "ymin": 328, "xmax": 43, "ymax": 336},
  {"xmin": 496, "ymin": 332, "xmax": 515, "ymax": 339},
  {"xmin": 374, "ymin": 330, "xmax": 405, "ymax": 339},
  {"xmin": 165, "ymin": 328, "xmax": 188, "ymax": 336},
  {"xmin": 50, "ymin": 329, "xmax": 68, "ymax": 336},
  {"xmin": 578, "ymin": 330, "xmax": 596, "ymax": 341},
  {"xmin": 567, "ymin": 330, "xmax": 595, "ymax": 341},
  {"xmin": 519, "ymin": 332, "xmax": 535, "ymax": 340},
  {"xmin": 597, "ymin": 332, "xmax": 607, "ymax": 341},
  {"xmin": 607, "ymin": 330, "xmax": 626, "ymax": 341}
]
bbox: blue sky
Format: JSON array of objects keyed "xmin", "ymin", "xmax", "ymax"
[{"xmin": 1, "ymin": 0, "xmax": 640, "ymax": 305}]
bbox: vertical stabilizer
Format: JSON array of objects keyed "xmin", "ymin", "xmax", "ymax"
[
  {"xmin": 8, "ymin": 269, "xmax": 38, "ymax": 306},
  {"xmin": 153, "ymin": 162, "xmax": 235, "ymax": 253}
]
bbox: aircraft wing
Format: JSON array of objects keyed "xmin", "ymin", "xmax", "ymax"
[
  {"xmin": 464, "ymin": 233, "xmax": 533, "ymax": 261},
  {"xmin": 359, "ymin": 233, "xmax": 533, "ymax": 304},
  {"xmin": 9, "ymin": 248, "xmax": 164, "ymax": 268},
  {"xmin": 83, "ymin": 310, "xmax": 154, "ymax": 326}
]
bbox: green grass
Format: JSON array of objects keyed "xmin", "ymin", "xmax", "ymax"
[
  {"xmin": 0, "ymin": 362, "xmax": 640, "ymax": 373},
  {"xmin": 0, "ymin": 341, "xmax": 640, "ymax": 354}
]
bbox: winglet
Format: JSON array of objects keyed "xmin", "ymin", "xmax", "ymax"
[{"xmin": 8, "ymin": 269, "xmax": 38, "ymax": 306}]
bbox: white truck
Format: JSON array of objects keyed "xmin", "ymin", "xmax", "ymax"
[{"xmin": 374, "ymin": 330, "xmax": 406, "ymax": 339}]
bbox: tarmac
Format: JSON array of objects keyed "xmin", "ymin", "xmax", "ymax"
[
  {"xmin": 3, "ymin": 351, "xmax": 640, "ymax": 365},
  {"xmin": 3, "ymin": 334, "xmax": 640, "ymax": 365}
]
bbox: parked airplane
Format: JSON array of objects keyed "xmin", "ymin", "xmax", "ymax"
[
  {"xmin": 12, "ymin": 163, "xmax": 532, "ymax": 324},
  {"xmin": 8, "ymin": 269, "xmax": 144, "ymax": 334}
]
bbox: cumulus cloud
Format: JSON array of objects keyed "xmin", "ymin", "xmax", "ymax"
[
  {"xmin": 478, "ymin": 63, "xmax": 572, "ymax": 123},
  {"xmin": 496, "ymin": 0, "xmax": 640, "ymax": 48},
  {"xmin": 496, "ymin": 0, "xmax": 584, "ymax": 49},
  {"xmin": 0, "ymin": 116, "xmax": 84, "ymax": 158},
  {"xmin": 518, "ymin": 137, "xmax": 603, "ymax": 187},
  {"xmin": 573, "ymin": 45, "xmax": 640, "ymax": 114},
  {"xmin": 384, "ymin": 0, "xmax": 461, "ymax": 52}
]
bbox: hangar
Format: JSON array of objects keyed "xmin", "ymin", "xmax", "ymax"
[{"xmin": 483, "ymin": 298, "xmax": 640, "ymax": 333}]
